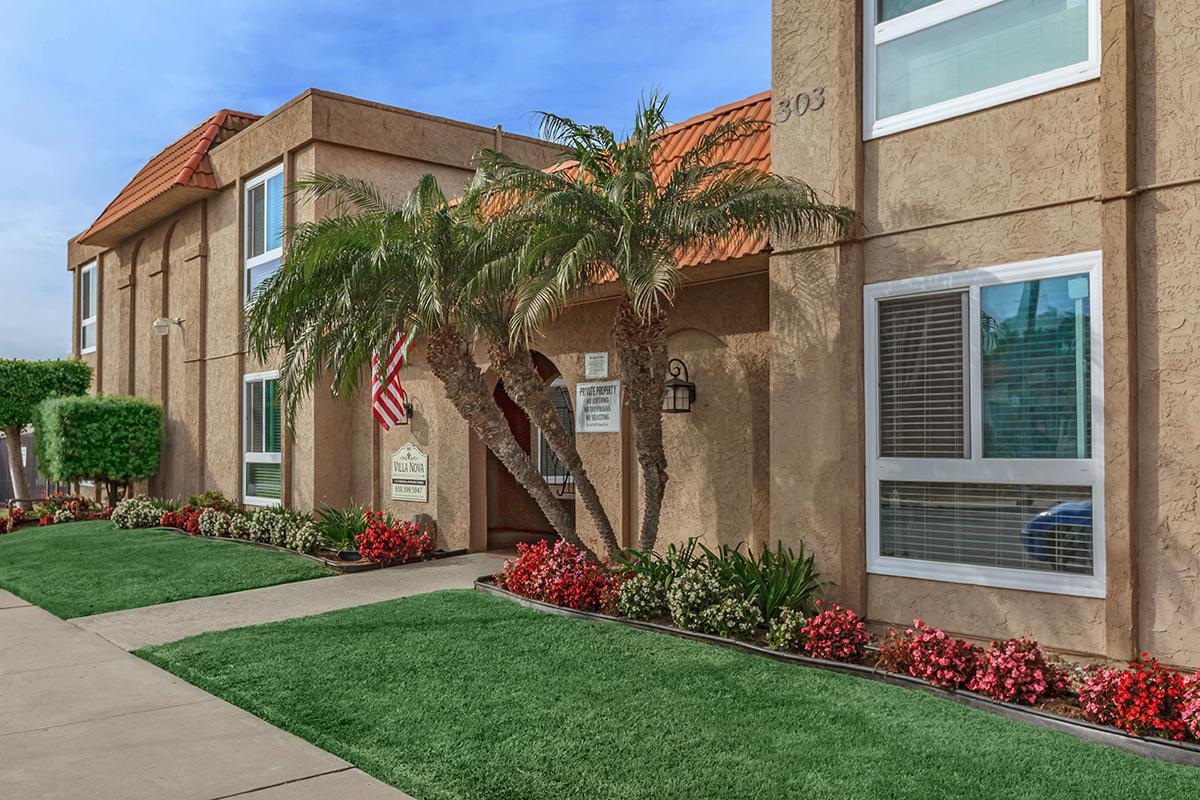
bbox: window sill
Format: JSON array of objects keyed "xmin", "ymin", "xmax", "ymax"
[
  {"xmin": 80, "ymin": 347, "xmax": 97, "ymax": 356},
  {"xmin": 867, "ymin": 555, "xmax": 1105, "ymax": 598},
  {"xmin": 243, "ymin": 496, "xmax": 282, "ymax": 508}
]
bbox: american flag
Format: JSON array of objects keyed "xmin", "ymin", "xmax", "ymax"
[{"xmin": 372, "ymin": 330, "xmax": 412, "ymax": 429}]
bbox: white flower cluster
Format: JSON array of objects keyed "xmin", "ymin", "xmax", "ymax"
[
  {"xmin": 701, "ymin": 597, "xmax": 763, "ymax": 641},
  {"xmin": 196, "ymin": 508, "xmax": 232, "ymax": 538},
  {"xmin": 53, "ymin": 508, "xmax": 75, "ymax": 524},
  {"xmin": 227, "ymin": 513, "xmax": 251, "ymax": 540},
  {"xmin": 616, "ymin": 573, "xmax": 667, "ymax": 620},
  {"xmin": 766, "ymin": 607, "xmax": 806, "ymax": 651},
  {"xmin": 286, "ymin": 521, "xmax": 320, "ymax": 554},
  {"xmin": 665, "ymin": 567, "xmax": 724, "ymax": 631},
  {"xmin": 111, "ymin": 495, "xmax": 162, "ymax": 529}
]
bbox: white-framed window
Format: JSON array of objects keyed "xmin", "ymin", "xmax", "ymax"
[
  {"xmin": 244, "ymin": 163, "xmax": 285, "ymax": 301},
  {"xmin": 536, "ymin": 378, "xmax": 574, "ymax": 485},
  {"xmin": 864, "ymin": 0, "xmax": 1100, "ymax": 138},
  {"xmin": 243, "ymin": 370, "xmax": 282, "ymax": 506},
  {"xmin": 864, "ymin": 251, "xmax": 1104, "ymax": 597},
  {"xmin": 80, "ymin": 261, "xmax": 97, "ymax": 354}
]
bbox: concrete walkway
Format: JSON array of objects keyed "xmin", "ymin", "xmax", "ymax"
[
  {"xmin": 73, "ymin": 551, "xmax": 507, "ymax": 650},
  {"xmin": 0, "ymin": 588, "xmax": 410, "ymax": 799}
]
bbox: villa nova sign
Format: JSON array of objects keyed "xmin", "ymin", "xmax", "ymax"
[{"xmin": 390, "ymin": 443, "xmax": 429, "ymax": 503}]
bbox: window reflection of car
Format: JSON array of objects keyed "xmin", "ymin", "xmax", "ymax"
[{"xmin": 1023, "ymin": 500, "xmax": 1092, "ymax": 573}]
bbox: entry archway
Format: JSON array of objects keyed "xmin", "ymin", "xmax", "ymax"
[{"xmin": 475, "ymin": 352, "xmax": 576, "ymax": 552}]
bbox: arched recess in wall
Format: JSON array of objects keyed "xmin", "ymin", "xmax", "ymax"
[
  {"xmin": 467, "ymin": 351, "xmax": 574, "ymax": 552},
  {"xmin": 649, "ymin": 327, "xmax": 759, "ymax": 550},
  {"xmin": 123, "ymin": 239, "xmax": 144, "ymax": 396}
]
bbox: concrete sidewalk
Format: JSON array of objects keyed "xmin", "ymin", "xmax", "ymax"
[
  {"xmin": 0, "ymin": 588, "xmax": 410, "ymax": 800},
  {"xmin": 73, "ymin": 551, "xmax": 507, "ymax": 650}
]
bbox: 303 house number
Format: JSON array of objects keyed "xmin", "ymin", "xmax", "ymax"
[{"xmin": 776, "ymin": 88, "xmax": 825, "ymax": 122}]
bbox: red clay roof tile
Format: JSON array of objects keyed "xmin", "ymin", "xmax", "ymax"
[{"xmin": 78, "ymin": 109, "xmax": 260, "ymax": 245}]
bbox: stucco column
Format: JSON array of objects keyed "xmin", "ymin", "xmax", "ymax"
[
  {"xmin": 770, "ymin": 0, "xmax": 866, "ymax": 609},
  {"xmin": 1098, "ymin": 0, "xmax": 1139, "ymax": 661}
]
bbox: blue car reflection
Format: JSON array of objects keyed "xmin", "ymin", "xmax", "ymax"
[{"xmin": 1023, "ymin": 499, "xmax": 1092, "ymax": 572}]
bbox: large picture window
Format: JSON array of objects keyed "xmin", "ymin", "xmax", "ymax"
[
  {"xmin": 243, "ymin": 371, "xmax": 282, "ymax": 506},
  {"xmin": 244, "ymin": 164, "xmax": 284, "ymax": 300},
  {"xmin": 80, "ymin": 261, "xmax": 97, "ymax": 354},
  {"xmin": 864, "ymin": 252, "xmax": 1103, "ymax": 596},
  {"xmin": 864, "ymin": 0, "xmax": 1100, "ymax": 138}
]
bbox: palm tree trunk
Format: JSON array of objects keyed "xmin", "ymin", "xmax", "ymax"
[
  {"xmin": 4, "ymin": 427, "xmax": 31, "ymax": 510},
  {"xmin": 611, "ymin": 301, "xmax": 670, "ymax": 552},
  {"xmin": 488, "ymin": 341, "xmax": 621, "ymax": 559},
  {"xmin": 423, "ymin": 327, "xmax": 592, "ymax": 556}
]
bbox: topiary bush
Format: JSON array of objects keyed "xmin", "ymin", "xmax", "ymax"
[
  {"xmin": 0, "ymin": 358, "xmax": 92, "ymax": 505},
  {"xmin": 34, "ymin": 394, "xmax": 161, "ymax": 506}
]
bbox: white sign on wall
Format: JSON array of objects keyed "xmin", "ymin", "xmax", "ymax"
[
  {"xmin": 390, "ymin": 443, "xmax": 429, "ymax": 503},
  {"xmin": 575, "ymin": 380, "xmax": 621, "ymax": 433},
  {"xmin": 584, "ymin": 352, "xmax": 609, "ymax": 380}
]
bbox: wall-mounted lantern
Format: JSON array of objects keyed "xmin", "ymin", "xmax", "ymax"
[
  {"xmin": 662, "ymin": 358, "xmax": 696, "ymax": 414},
  {"xmin": 399, "ymin": 400, "xmax": 414, "ymax": 424},
  {"xmin": 152, "ymin": 317, "xmax": 184, "ymax": 336}
]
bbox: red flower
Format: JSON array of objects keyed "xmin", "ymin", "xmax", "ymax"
[
  {"xmin": 492, "ymin": 539, "xmax": 614, "ymax": 612},
  {"xmin": 1079, "ymin": 656, "xmax": 1191, "ymax": 740},
  {"xmin": 354, "ymin": 511, "xmax": 435, "ymax": 566}
]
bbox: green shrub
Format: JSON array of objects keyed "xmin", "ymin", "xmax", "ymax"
[
  {"xmin": 317, "ymin": 501, "xmax": 368, "ymax": 550},
  {"xmin": 0, "ymin": 359, "xmax": 92, "ymax": 429},
  {"xmin": 615, "ymin": 538, "xmax": 701, "ymax": 588},
  {"xmin": 699, "ymin": 541, "xmax": 823, "ymax": 622},
  {"xmin": 34, "ymin": 395, "xmax": 162, "ymax": 504}
]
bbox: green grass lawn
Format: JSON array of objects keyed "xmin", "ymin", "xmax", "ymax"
[
  {"xmin": 0, "ymin": 520, "xmax": 332, "ymax": 618},
  {"xmin": 137, "ymin": 590, "xmax": 1200, "ymax": 800}
]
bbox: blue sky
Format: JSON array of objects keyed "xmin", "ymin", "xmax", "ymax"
[{"xmin": 0, "ymin": 1, "xmax": 769, "ymax": 360}]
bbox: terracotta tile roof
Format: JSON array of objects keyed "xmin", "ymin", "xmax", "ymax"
[
  {"xmin": 78, "ymin": 109, "xmax": 260, "ymax": 245},
  {"xmin": 659, "ymin": 91, "xmax": 771, "ymax": 268}
]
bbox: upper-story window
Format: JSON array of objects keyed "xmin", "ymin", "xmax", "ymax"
[
  {"xmin": 244, "ymin": 164, "xmax": 284, "ymax": 300},
  {"xmin": 80, "ymin": 261, "xmax": 97, "ymax": 354},
  {"xmin": 865, "ymin": 0, "xmax": 1100, "ymax": 138}
]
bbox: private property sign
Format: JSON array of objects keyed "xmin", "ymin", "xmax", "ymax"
[
  {"xmin": 390, "ymin": 443, "xmax": 429, "ymax": 503},
  {"xmin": 575, "ymin": 380, "xmax": 621, "ymax": 433}
]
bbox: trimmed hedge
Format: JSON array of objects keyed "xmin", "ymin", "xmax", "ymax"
[
  {"xmin": 0, "ymin": 359, "xmax": 92, "ymax": 428},
  {"xmin": 34, "ymin": 395, "xmax": 162, "ymax": 494}
]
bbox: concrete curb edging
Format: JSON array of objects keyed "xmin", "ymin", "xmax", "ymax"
[{"xmin": 474, "ymin": 578, "xmax": 1200, "ymax": 767}]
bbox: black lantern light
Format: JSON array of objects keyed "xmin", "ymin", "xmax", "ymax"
[
  {"xmin": 398, "ymin": 400, "xmax": 414, "ymax": 424},
  {"xmin": 662, "ymin": 358, "xmax": 696, "ymax": 413}
]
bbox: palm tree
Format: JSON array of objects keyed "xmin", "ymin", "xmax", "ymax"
[
  {"xmin": 244, "ymin": 172, "xmax": 594, "ymax": 554},
  {"xmin": 478, "ymin": 92, "xmax": 855, "ymax": 551}
]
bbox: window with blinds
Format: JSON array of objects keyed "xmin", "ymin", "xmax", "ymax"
[
  {"xmin": 865, "ymin": 252, "xmax": 1103, "ymax": 596},
  {"xmin": 244, "ymin": 374, "xmax": 282, "ymax": 504},
  {"xmin": 245, "ymin": 165, "xmax": 285, "ymax": 300},
  {"xmin": 878, "ymin": 293, "xmax": 966, "ymax": 458},
  {"xmin": 880, "ymin": 481, "xmax": 1093, "ymax": 575}
]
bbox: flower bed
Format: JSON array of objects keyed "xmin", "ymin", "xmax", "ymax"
[
  {"xmin": 5, "ymin": 492, "xmax": 111, "ymax": 532},
  {"xmin": 483, "ymin": 538, "xmax": 1200, "ymax": 766},
  {"xmin": 107, "ymin": 492, "xmax": 451, "ymax": 572}
]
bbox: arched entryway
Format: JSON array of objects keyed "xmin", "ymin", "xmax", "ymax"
[{"xmin": 481, "ymin": 352, "xmax": 576, "ymax": 552}]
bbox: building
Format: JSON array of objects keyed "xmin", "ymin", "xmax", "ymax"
[
  {"xmin": 769, "ymin": 0, "xmax": 1198, "ymax": 667},
  {"xmin": 69, "ymin": 0, "xmax": 1200, "ymax": 668}
]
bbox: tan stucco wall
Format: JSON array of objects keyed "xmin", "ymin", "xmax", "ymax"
[{"xmin": 771, "ymin": 0, "xmax": 1200, "ymax": 665}]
